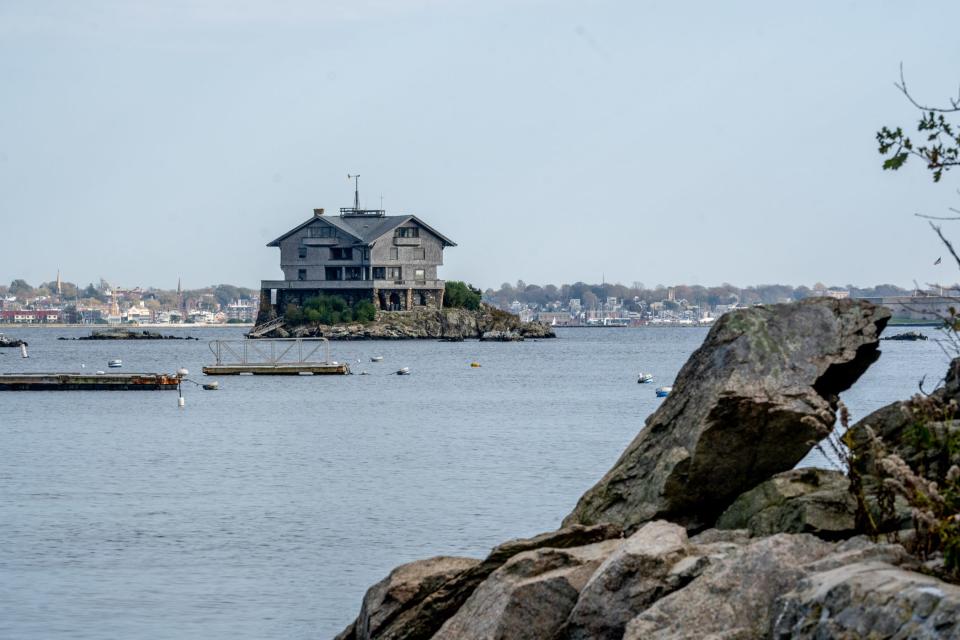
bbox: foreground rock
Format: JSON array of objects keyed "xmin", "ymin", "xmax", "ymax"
[
  {"xmin": 563, "ymin": 298, "xmax": 889, "ymax": 533},
  {"xmin": 774, "ymin": 561, "xmax": 960, "ymax": 638},
  {"xmin": 342, "ymin": 524, "xmax": 960, "ymax": 639},
  {"xmin": 337, "ymin": 524, "xmax": 620, "ymax": 640},
  {"xmin": 716, "ymin": 468, "xmax": 856, "ymax": 539},
  {"xmin": 59, "ymin": 329, "xmax": 198, "ymax": 340},
  {"xmin": 267, "ymin": 306, "xmax": 555, "ymax": 341},
  {"xmin": 340, "ymin": 557, "xmax": 480, "ymax": 640},
  {"xmin": 0, "ymin": 334, "xmax": 27, "ymax": 347},
  {"xmin": 433, "ymin": 540, "xmax": 621, "ymax": 640}
]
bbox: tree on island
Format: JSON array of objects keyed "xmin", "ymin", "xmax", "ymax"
[{"xmin": 443, "ymin": 281, "xmax": 482, "ymax": 310}]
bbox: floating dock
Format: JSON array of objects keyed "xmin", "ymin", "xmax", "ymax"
[
  {"xmin": 203, "ymin": 337, "xmax": 350, "ymax": 376},
  {"xmin": 0, "ymin": 372, "xmax": 182, "ymax": 391},
  {"xmin": 202, "ymin": 363, "xmax": 350, "ymax": 375}
]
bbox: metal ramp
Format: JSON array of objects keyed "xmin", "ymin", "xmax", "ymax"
[{"xmin": 247, "ymin": 316, "xmax": 285, "ymax": 338}]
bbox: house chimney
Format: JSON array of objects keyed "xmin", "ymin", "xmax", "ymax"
[{"xmin": 314, "ymin": 208, "xmax": 325, "ymax": 217}]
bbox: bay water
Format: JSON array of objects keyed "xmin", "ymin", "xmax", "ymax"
[{"xmin": 0, "ymin": 325, "xmax": 950, "ymax": 638}]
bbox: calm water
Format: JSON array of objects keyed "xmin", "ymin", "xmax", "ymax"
[{"xmin": 0, "ymin": 325, "xmax": 950, "ymax": 639}]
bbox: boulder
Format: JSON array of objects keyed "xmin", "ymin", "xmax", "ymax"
[
  {"xmin": 480, "ymin": 331, "xmax": 523, "ymax": 342},
  {"xmin": 773, "ymin": 561, "xmax": 960, "ymax": 639},
  {"xmin": 350, "ymin": 556, "xmax": 480, "ymax": 640},
  {"xmin": 563, "ymin": 298, "xmax": 889, "ymax": 533},
  {"xmin": 562, "ymin": 521, "xmax": 691, "ymax": 640},
  {"xmin": 715, "ymin": 468, "xmax": 856, "ymax": 539},
  {"xmin": 622, "ymin": 533, "xmax": 835, "ymax": 639},
  {"xmin": 344, "ymin": 523, "xmax": 620, "ymax": 640},
  {"xmin": 433, "ymin": 540, "xmax": 621, "ymax": 640}
]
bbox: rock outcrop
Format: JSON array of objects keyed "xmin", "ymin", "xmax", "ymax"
[
  {"xmin": 58, "ymin": 329, "xmax": 198, "ymax": 340},
  {"xmin": 716, "ymin": 468, "xmax": 856, "ymax": 539},
  {"xmin": 563, "ymin": 298, "xmax": 889, "ymax": 533},
  {"xmin": 271, "ymin": 307, "xmax": 555, "ymax": 341},
  {"xmin": 335, "ymin": 298, "xmax": 960, "ymax": 640}
]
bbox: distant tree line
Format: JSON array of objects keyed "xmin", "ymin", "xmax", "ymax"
[
  {"xmin": 0, "ymin": 279, "xmax": 257, "ymax": 308},
  {"xmin": 482, "ymin": 281, "xmax": 921, "ymax": 310}
]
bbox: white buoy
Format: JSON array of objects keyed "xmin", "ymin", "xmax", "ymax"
[
  {"xmin": 178, "ymin": 397, "xmax": 185, "ymax": 408},
  {"xmin": 177, "ymin": 368, "xmax": 189, "ymax": 377},
  {"xmin": 21, "ymin": 344, "xmax": 28, "ymax": 358}
]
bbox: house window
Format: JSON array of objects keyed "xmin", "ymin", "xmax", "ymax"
[
  {"xmin": 345, "ymin": 267, "xmax": 363, "ymax": 281},
  {"xmin": 414, "ymin": 248, "xmax": 426, "ymax": 260},
  {"xmin": 362, "ymin": 248, "xmax": 370, "ymax": 260},
  {"xmin": 372, "ymin": 267, "xmax": 386, "ymax": 280},
  {"xmin": 390, "ymin": 247, "xmax": 399, "ymax": 260},
  {"xmin": 307, "ymin": 226, "xmax": 335, "ymax": 238},
  {"xmin": 414, "ymin": 269, "xmax": 425, "ymax": 281},
  {"xmin": 394, "ymin": 227, "xmax": 419, "ymax": 238},
  {"xmin": 330, "ymin": 248, "xmax": 353, "ymax": 260},
  {"xmin": 298, "ymin": 246, "xmax": 307, "ymax": 259},
  {"xmin": 387, "ymin": 267, "xmax": 402, "ymax": 280},
  {"xmin": 297, "ymin": 269, "xmax": 307, "ymax": 281},
  {"xmin": 325, "ymin": 267, "xmax": 342, "ymax": 281}
]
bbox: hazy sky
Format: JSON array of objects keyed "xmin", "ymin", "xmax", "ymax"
[{"xmin": 2, "ymin": 0, "xmax": 959, "ymax": 291}]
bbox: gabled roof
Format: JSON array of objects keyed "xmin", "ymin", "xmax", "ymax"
[{"xmin": 267, "ymin": 213, "xmax": 457, "ymax": 247}]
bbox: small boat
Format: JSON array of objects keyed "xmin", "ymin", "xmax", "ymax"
[
  {"xmin": 371, "ymin": 356, "xmax": 384, "ymax": 362},
  {"xmin": 637, "ymin": 373, "xmax": 653, "ymax": 384},
  {"xmin": 395, "ymin": 367, "xmax": 411, "ymax": 375},
  {"xmin": 202, "ymin": 382, "xmax": 219, "ymax": 390},
  {"xmin": 655, "ymin": 386, "xmax": 672, "ymax": 398},
  {"xmin": 470, "ymin": 362, "xmax": 481, "ymax": 368},
  {"xmin": 108, "ymin": 359, "xmax": 123, "ymax": 368}
]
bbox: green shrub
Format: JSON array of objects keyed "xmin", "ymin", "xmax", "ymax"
[
  {"xmin": 444, "ymin": 281, "xmax": 482, "ymax": 310},
  {"xmin": 285, "ymin": 294, "xmax": 378, "ymax": 326}
]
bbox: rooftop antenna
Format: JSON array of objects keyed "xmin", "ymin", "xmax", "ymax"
[{"xmin": 348, "ymin": 174, "xmax": 360, "ymax": 210}]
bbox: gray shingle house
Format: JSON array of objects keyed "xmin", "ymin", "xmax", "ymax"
[{"xmin": 257, "ymin": 204, "xmax": 456, "ymax": 321}]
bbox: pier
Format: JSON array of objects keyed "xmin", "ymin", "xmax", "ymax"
[{"xmin": 202, "ymin": 337, "xmax": 350, "ymax": 375}]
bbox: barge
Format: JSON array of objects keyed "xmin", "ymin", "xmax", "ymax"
[{"xmin": 0, "ymin": 372, "xmax": 182, "ymax": 391}]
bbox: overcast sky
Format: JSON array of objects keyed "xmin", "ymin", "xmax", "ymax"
[{"xmin": 2, "ymin": 0, "xmax": 959, "ymax": 291}]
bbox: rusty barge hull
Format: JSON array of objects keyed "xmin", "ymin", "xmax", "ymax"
[{"xmin": 0, "ymin": 373, "xmax": 182, "ymax": 391}]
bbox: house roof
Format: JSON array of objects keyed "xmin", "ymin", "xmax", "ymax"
[{"xmin": 266, "ymin": 213, "xmax": 457, "ymax": 247}]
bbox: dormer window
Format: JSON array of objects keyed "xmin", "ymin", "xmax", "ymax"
[
  {"xmin": 394, "ymin": 227, "xmax": 419, "ymax": 238},
  {"xmin": 308, "ymin": 226, "xmax": 335, "ymax": 238}
]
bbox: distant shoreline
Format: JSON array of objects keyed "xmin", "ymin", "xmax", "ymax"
[{"xmin": 0, "ymin": 323, "xmax": 253, "ymax": 329}]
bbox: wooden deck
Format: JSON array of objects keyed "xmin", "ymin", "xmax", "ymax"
[
  {"xmin": 202, "ymin": 362, "xmax": 350, "ymax": 375},
  {"xmin": 0, "ymin": 373, "xmax": 182, "ymax": 391}
]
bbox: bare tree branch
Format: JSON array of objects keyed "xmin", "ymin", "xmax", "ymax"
[
  {"xmin": 930, "ymin": 222, "xmax": 960, "ymax": 271},
  {"xmin": 897, "ymin": 62, "xmax": 960, "ymax": 113}
]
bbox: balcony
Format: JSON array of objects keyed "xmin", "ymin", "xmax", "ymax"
[
  {"xmin": 392, "ymin": 237, "xmax": 421, "ymax": 246},
  {"xmin": 260, "ymin": 278, "xmax": 445, "ymax": 291}
]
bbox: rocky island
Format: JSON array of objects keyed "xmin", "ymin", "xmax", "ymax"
[
  {"xmin": 335, "ymin": 298, "xmax": 960, "ymax": 639},
  {"xmin": 258, "ymin": 306, "xmax": 555, "ymax": 341},
  {"xmin": 0, "ymin": 334, "xmax": 28, "ymax": 347},
  {"xmin": 59, "ymin": 329, "xmax": 199, "ymax": 341}
]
